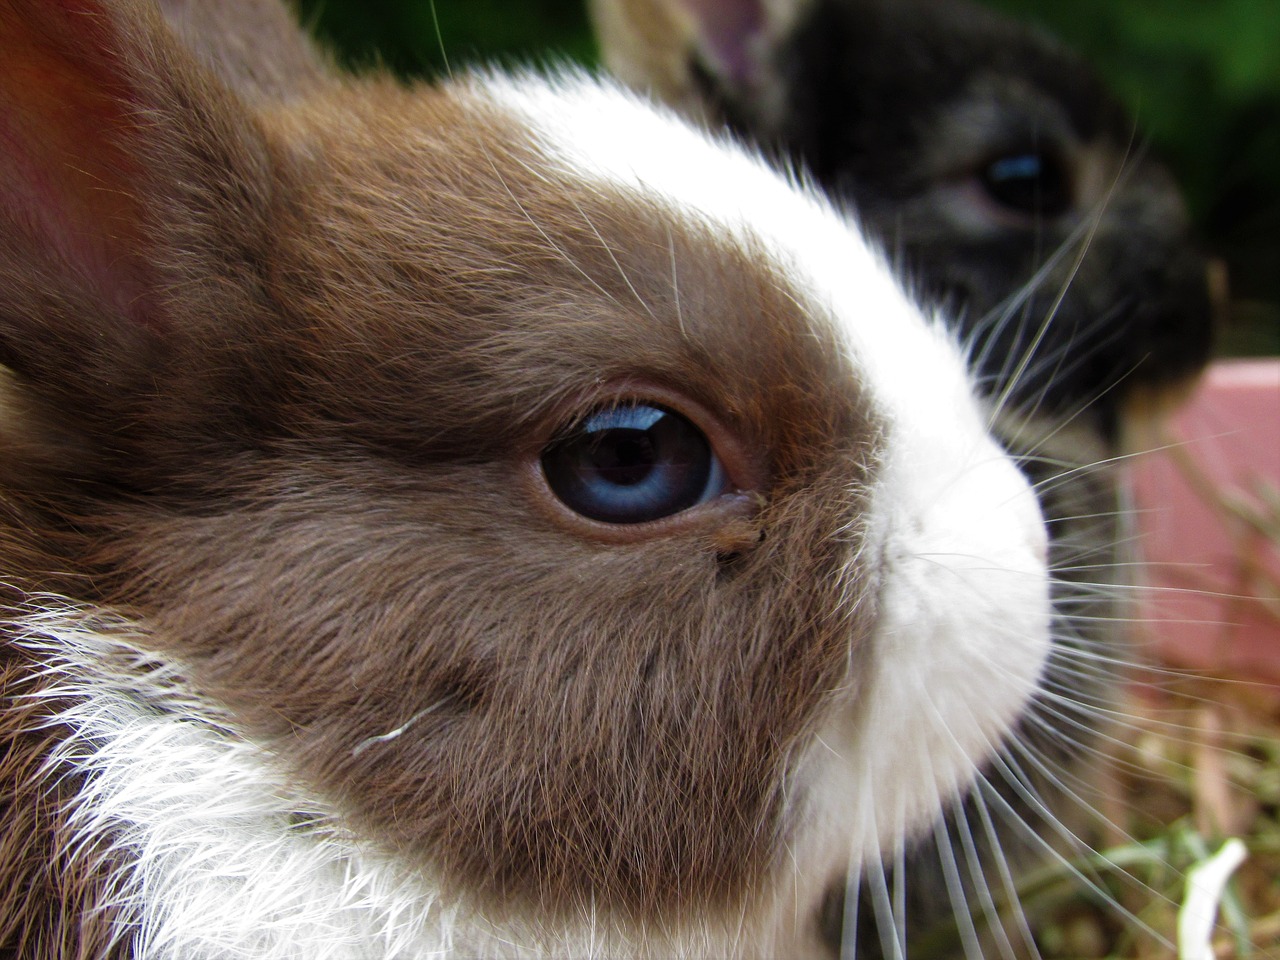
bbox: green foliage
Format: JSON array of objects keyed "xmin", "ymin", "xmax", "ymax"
[{"xmin": 296, "ymin": 0, "xmax": 595, "ymax": 77}]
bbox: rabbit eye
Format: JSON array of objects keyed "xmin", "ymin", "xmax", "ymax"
[
  {"xmin": 541, "ymin": 404, "xmax": 728, "ymax": 524},
  {"xmin": 979, "ymin": 149, "xmax": 1072, "ymax": 218}
]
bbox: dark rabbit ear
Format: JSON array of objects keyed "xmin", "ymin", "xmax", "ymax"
[
  {"xmin": 159, "ymin": 0, "xmax": 332, "ymax": 101},
  {"xmin": 589, "ymin": 0, "xmax": 805, "ymax": 114},
  {"xmin": 0, "ymin": 0, "xmax": 273, "ymax": 437}
]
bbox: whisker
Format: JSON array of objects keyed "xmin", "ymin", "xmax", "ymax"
[
  {"xmin": 930, "ymin": 811, "xmax": 991, "ymax": 959},
  {"xmin": 978, "ymin": 751, "xmax": 1179, "ymax": 953},
  {"xmin": 479, "ymin": 149, "xmax": 625, "ymax": 311},
  {"xmin": 970, "ymin": 782, "xmax": 1043, "ymax": 959},
  {"xmin": 667, "ymin": 227, "xmax": 686, "ymax": 337},
  {"xmin": 427, "ymin": 0, "xmax": 451, "ymax": 81},
  {"xmin": 566, "ymin": 194, "xmax": 659, "ymax": 320}
]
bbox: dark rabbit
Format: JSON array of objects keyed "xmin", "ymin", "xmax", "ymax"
[
  {"xmin": 589, "ymin": 0, "xmax": 1215, "ymax": 954},
  {"xmin": 592, "ymin": 0, "xmax": 1214, "ymax": 437},
  {"xmin": 0, "ymin": 0, "xmax": 1052, "ymax": 957}
]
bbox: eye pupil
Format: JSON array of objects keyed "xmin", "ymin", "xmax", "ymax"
[
  {"xmin": 980, "ymin": 150, "xmax": 1071, "ymax": 217},
  {"xmin": 542, "ymin": 404, "xmax": 727, "ymax": 524},
  {"xmin": 593, "ymin": 433, "xmax": 657, "ymax": 487}
]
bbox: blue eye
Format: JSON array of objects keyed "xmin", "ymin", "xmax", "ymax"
[
  {"xmin": 541, "ymin": 404, "xmax": 727, "ymax": 524},
  {"xmin": 980, "ymin": 150, "xmax": 1071, "ymax": 217}
]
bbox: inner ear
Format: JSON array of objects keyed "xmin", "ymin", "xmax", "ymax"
[
  {"xmin": 0, "ymin": 0, "xmax": 273, "ymax": 337},
  {"xmin": 0, "ymin": 2, "xmax": 157, "ymax": 323},
  {"xmin": 0, "ymin": 0, "xmax": 275, "ymax": 385},
  {"xmin": 0, "ymin": 0, "xmax": 279, "ymax": 476},
  {"xmin": 682, "ymin": 0, "xmax": 767, "ymax": 89},
  {"xmin": 590, "ymin": 0, "xmax": 804, "ymax": 110}
]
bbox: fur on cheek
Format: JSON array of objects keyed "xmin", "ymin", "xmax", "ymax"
[
  {"xmin": 7, "ymin": 606, "xmax": 798, "ymax": 960},
  {"xmin": 10, "ymin": 607, "xmax": 466, "ymax": 960}
]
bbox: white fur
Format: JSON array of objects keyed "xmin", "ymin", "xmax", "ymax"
[
  {"xmin": 18, "ymin": 610, "xmax": 461, "ymax": 960},
  {"xmin": 483, "ymin": 69, "xmax": 1051, "ymax": 892}
]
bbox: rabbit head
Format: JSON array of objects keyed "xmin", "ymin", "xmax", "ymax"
[{"xmin": 0, "ymin": 0, "xmax": 1048, "ymax": 956}]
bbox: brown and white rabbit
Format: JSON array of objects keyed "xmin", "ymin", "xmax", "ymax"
[
  {"xmin": 0, "ymin": 0, "xmax": 1052, "ymax": 957},
  {"xmin": 589, "ymin": 0, "xmax": 1217, "ymax": 954}
]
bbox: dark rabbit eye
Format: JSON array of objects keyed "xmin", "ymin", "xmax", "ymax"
[
  {"xmin": 979, "ymin": 150, "xmax": 1072, "ymax": 217},
  {"xmin": 541, "ymin": 404, "xmax": 728, "ymax": 524}
]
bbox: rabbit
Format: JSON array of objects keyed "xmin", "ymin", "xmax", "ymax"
[
  {"xmin": 588, "ymin": 0, "xmax": 1216, "ymax": 953},
  {"xmin": 0, "ymin": 0, "xmax": 1055, "ymax": 958},
  {"xmin": 590, "ymin": 0, "xmax": 1214, "ymax": 438}
]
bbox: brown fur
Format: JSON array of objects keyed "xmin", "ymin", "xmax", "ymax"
[
  {"xmin": 158, "ymin": 0, "xmax": 330, "ymax": 99},
  {"xmin": 1, "ymin": 0, "xmax": 887, "ymax": 946},
  {"xmin": 0, "ymin": 644, "xmax": 132, "ymax": 960}
]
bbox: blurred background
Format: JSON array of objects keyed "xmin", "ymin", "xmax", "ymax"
[{"xmin": 293, "ymin": 0, "xmax": 1279, "ymax": 357}]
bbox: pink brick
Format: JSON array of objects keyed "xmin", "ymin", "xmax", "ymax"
[{"xmin": 1126, "ymin": 359, "xmax": 1280, "ymax": 682}]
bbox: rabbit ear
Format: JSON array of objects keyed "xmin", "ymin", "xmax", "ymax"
[
  {"xmin": 0, "ymin": 0, "xmax": 272, "ymax": 417},
  {"xmin": 589, "ymin": 0, "xmax": 808, "ymax": 112},
  {"xmin": 158, "ymin": 0, "xmax": 332, "ymax": 101},
  {"xmin": 0, "ymin": 0, "xmax": 167, "ymax": 331}
]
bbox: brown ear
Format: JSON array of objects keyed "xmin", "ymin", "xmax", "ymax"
[
  {"xmin": 159, "ymin": 0, "xmax": 333, "ymax": 102},
  {"xmin": 0, "ymin": 0, "xmax": 273, "ymax": 406},
  {"xmin": 589, "ymin": 0, "xmax": 809, "ymax": 114}
]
